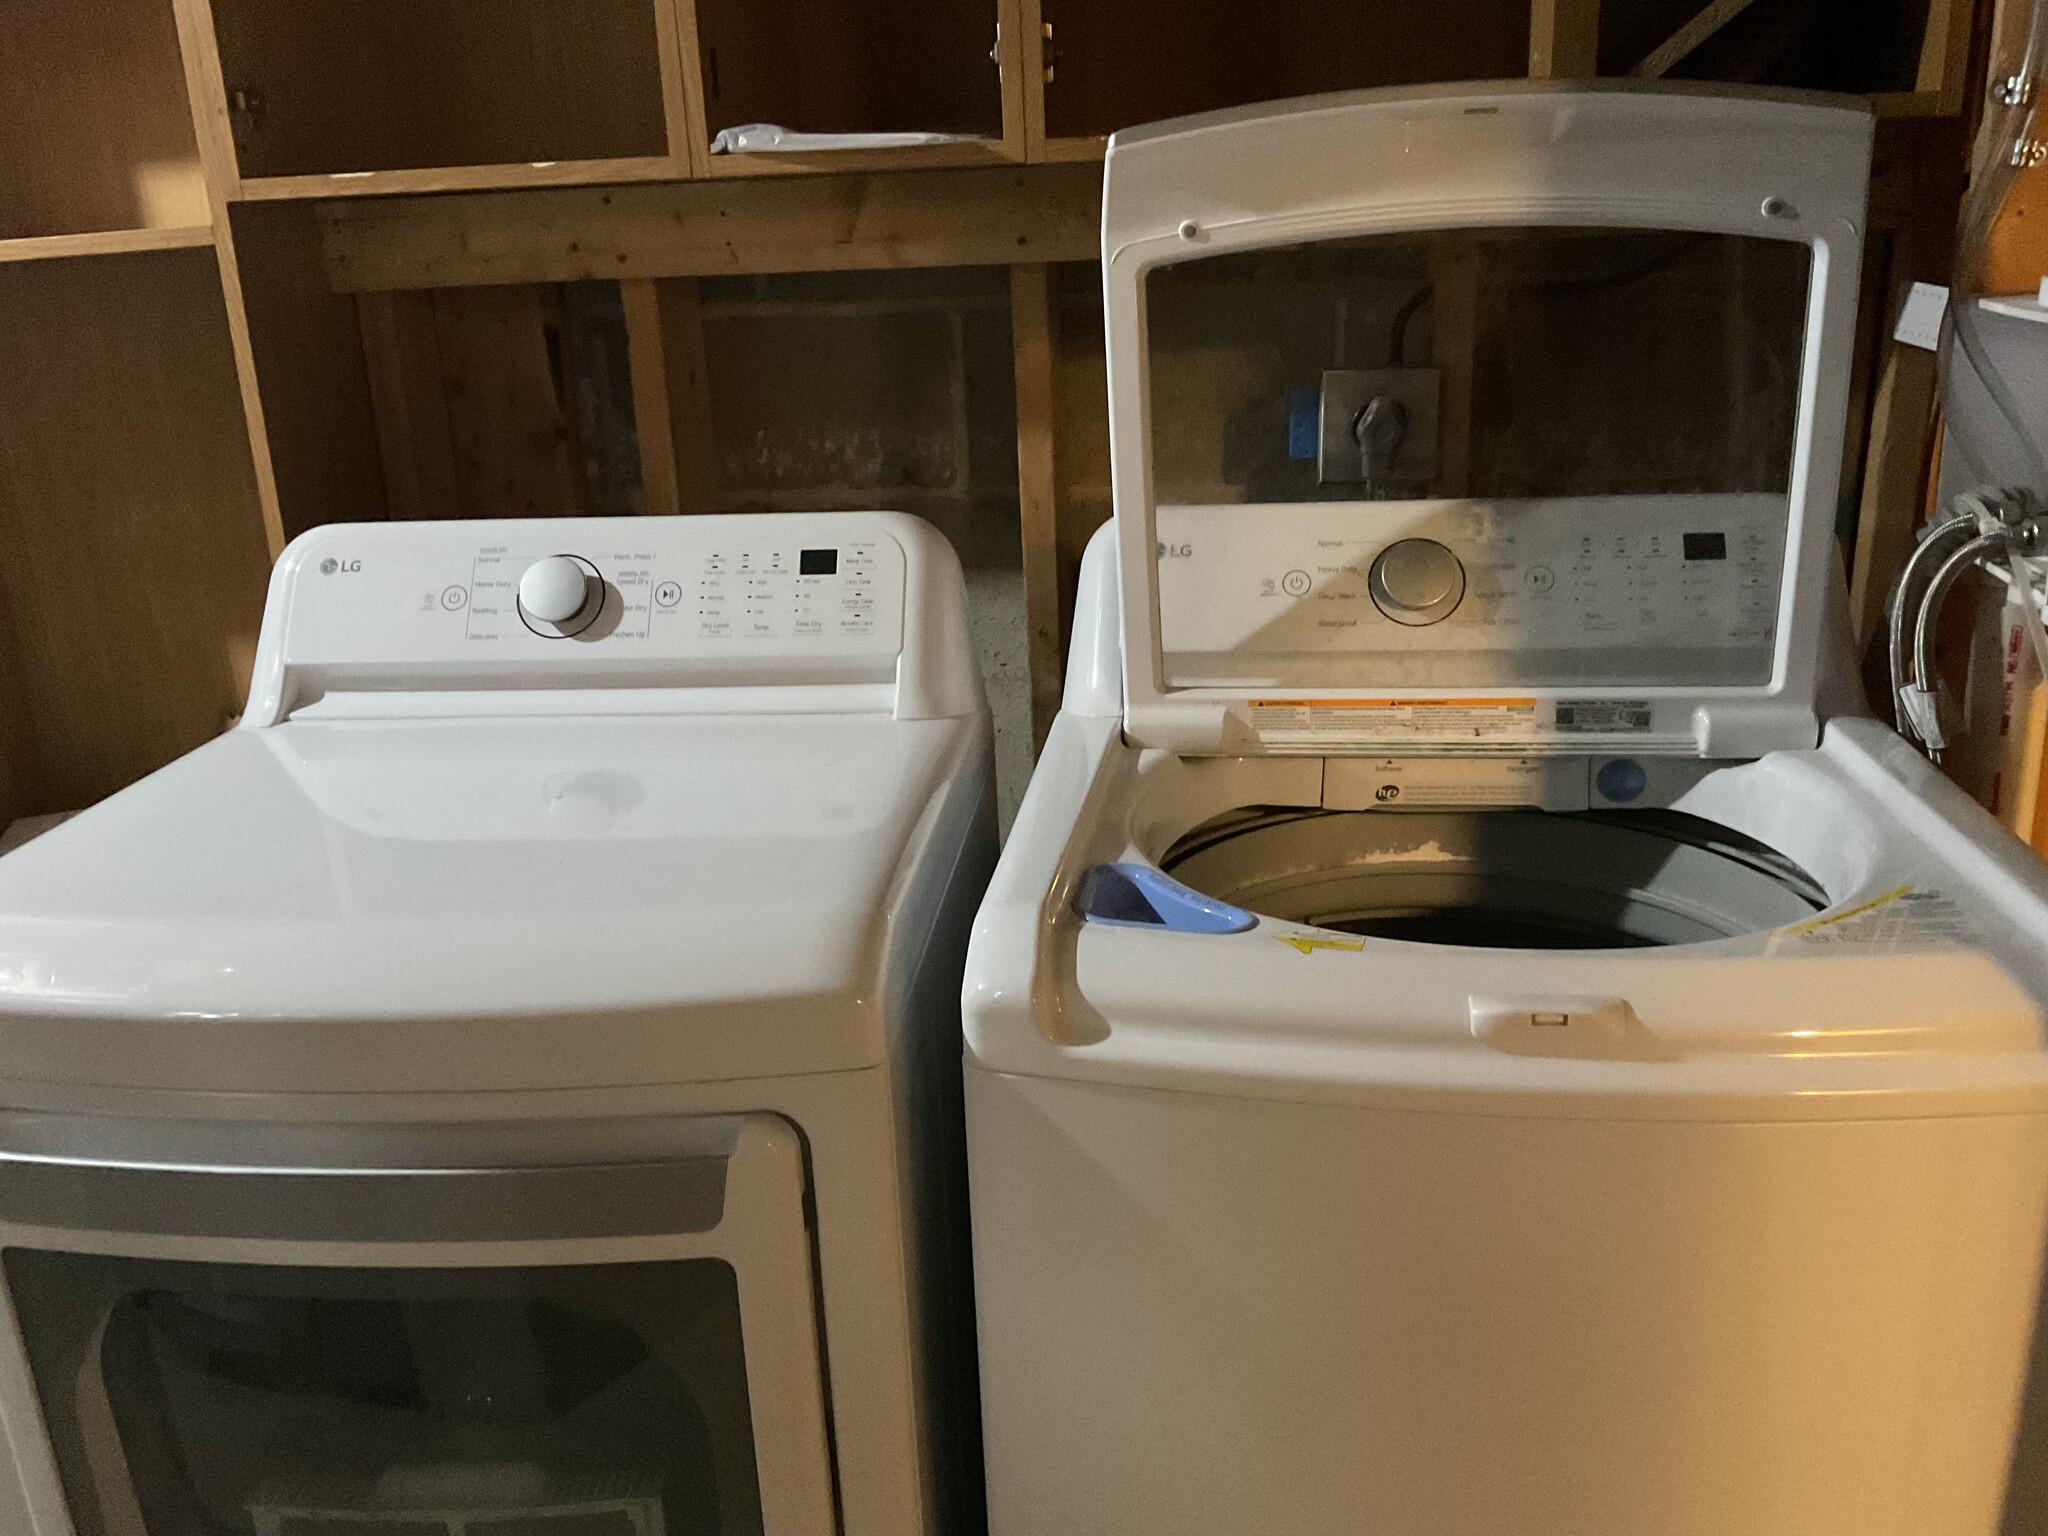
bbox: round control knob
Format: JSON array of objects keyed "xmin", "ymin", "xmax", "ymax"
[
  {"xmin": 520, "ymin": 556, "xmax": 591, "ymax": 622},
  {"xmin": 518, "ymin": 555, "xmax": 601, "ymax": 637},
  {"xmin": 1369, "ymin": 538, "xmax": 1465, "ymax": 627}
]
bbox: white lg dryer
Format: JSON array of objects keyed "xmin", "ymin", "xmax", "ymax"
[
  {"xmin": 0, "ymin": 513, "xmax": 992, "ymax": 1536},
  {"xmin": 964, "ymin": 85, "xmax": 2048, "ymax": 1536}
]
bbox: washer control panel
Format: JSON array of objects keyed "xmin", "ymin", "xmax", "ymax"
[
  {"xmin": 274, "ymin": 515, "xmax": 906, "ymax": 675},
  {"xmin": 1156, "ymin": 494, "xmax": 1787, "ymax": 688}
]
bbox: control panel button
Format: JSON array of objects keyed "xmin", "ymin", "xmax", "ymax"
[
  {"xmin": 654, "ymin": 580, "xmax": 682, "ymax": 608},
  {"xmin": 1596, "ymin": 758, "xmax": 1650, "ymax": 803},
  {"xmin": 518, "ymin": 555, "xmax": 601, "ymax": 637},
  {"xmin": 440, "ymin": 585, "xmax": 468, "ymax": 611},
  {"xmin": 1369, "ymin": 538, "xmax": 1466, "ymax": 626}
]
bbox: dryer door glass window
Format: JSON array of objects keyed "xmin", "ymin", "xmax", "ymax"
[
  {"xmin": 1141, "ymin": 227, "xmax": 1815, "ymax": 689},
  {"xmin": 5, "ymin": 1252, "xmax": 762, "ymax": 1536}
]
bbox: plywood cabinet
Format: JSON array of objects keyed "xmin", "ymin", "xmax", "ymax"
[
  {"xmin": 0, "ymin": 250, "xmax": 269, "ymax": 821},
  {"xmin": 1034, "ymin": 0, "xmax": 1534, "ymax": 146},
  {"xmin": 210, "ymin": 0, "xmax": 675, "ymax": 180},
  {"xmin": 0, "ymin": 0, "xmax": 1995, "ymax": 831},
  {"xmin": 0, "ymin": 0, "xmax": 209, "ymax": 242}
]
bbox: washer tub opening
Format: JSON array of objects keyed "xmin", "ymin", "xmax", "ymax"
[{"xmin": 1161, "ymin": 807, "xmax": 1828, "ymax": 950}]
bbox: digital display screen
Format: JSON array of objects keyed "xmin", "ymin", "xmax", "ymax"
[
  {"xmin": 800, "ymin": 548, "xmax": 838, "ymax": 575},
  {"xmin": 1683, "ymin": 532, "xmax": 1728, "ymax": 562}
]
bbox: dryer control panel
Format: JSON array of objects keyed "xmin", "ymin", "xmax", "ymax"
[
  {"xmin": 271, "ymin": 516, "xmax": 905, "ymax": 669},
  {"xmin": 243, "ymin": 513, "xmax": 978, "ymax": 723}
]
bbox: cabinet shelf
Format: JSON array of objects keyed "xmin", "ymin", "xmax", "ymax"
[
  {"xmin": 692, "ymin": 0, "xmax": 1008, "ymax": 158},
  {"xmin": 702, "ymin": 139, "xmax": 1017, "ymax": 179},
  {"xmin": 204, "ymin": 0, "xmax": 681, "ymax": 183},
  {"xmin": 233, "ymin": 159, "xmax": 683, "ymax": 203},
  {"xmin": 0, "ymin": 226, "xmax": 216, "ymax": 266},
  {"xmin": 0, "ymin": 0, "xmax": 209, "ymax": 241}
]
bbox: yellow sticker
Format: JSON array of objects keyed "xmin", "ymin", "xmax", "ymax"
[
  {"xmin": 1276, "ymin": 934, "xmax": 1365, "ymax": 955},
  {"xmin": 1779, "ymin": 884, "xmax": 1912, "ymax": 936}
]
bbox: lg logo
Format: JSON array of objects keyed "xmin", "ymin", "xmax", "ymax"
[
  {"xmin": 1374, "ymin": 784, "xmax": 1402, "ymax": 803},
  {"xmin": 319, "ymin": 557, "xmax": 362, "ymax": 575},
  {"xmin": 1156, "ymin": 542, "xmax": 1193, "ymax": 558}
]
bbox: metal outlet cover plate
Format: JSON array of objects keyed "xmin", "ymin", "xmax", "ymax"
[{"xmin": 1318, "ymin": 367, "xmax": 1441, "ymax": 487}]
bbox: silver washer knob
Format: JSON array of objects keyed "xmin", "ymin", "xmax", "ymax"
[{"xmin": 1369, "ymin": 539, "xmax": 1465, "ymax": 626}]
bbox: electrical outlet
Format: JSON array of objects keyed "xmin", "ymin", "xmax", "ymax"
[{"xmin": 1318, "ymin": 368, "xmax": 1441, "ymax": 488}]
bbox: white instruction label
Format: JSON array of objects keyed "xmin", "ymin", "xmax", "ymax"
[
  {"xmin": 1772, "ymin": 884, "xmax": 1982, "ymax": 951},
  {"xmin": 1249, "ymin": 697, "xmax": 1541, "ymax": 748},
  {"xmin": 1324, "ymin": 756, "xmax": 1588, "ymax": 809},
  {"xmin": 1555, "ymin": 699, "xmax": 1653, "ymax": 734}
]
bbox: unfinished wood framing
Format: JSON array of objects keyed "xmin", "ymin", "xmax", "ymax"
[
  {"xmin": 1528, "ymin": 0, "xmax": 1602, "ymax": 79},
  {"xmin": 621, "ymin": 277, "xmax": 723, "ymax": 515},
  {"xmin": 1010, "ymin": 264, "xmax": 1065, "ymax": 746},
  {"xmin": 1629, "ymin": 0, "xmax": 1764, "ymax": 79},
  {"xmin": 1872, "ymin": 0, "xmax": 1981, "ymax": 115},
  {"xmin": 317, "ymin": 164, "xmax": 1104, "ymax": 293},
  {"xmin": 1848, "ymin": 344, "xmax": 1942, "ymax": 645},
  {"xmin": 1429, "ymin": 237, "xmax": 1483, "ymax": 497},
  {"xmin": 622, "ymin": 279, "xmax": 685, "ymax": 516},
  {"xmin": 0, "ymin": 226, "xmax": 216, "ymax": 265},
  {"xmin": 357, "ymin": 290, "xmax": 463, "ymax": 523},
  {"xmin": 231, "ymin": 204, "xmax": 389, "ymax": 544},
  {"xmin": 356, "ymin": 285, "xmax": 591, "ymax": 523}
]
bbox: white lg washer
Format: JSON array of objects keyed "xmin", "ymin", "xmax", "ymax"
[
  {"xmin": 0, "ymin": 512, "xmax": 993, "ymax": 1536},
  {"xmin": 964, "ymin": 85, "xmax": 2048, "ymax": 1536}
]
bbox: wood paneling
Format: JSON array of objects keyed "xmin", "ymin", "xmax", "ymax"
[
  {"xmin": 209, "ymin": 0, "xmax": 671, "ymax": 179},
  {"xmin": 318, "ymin": 163, "xmax": 1103, "ymax": 292},
  {"xmin": 0, "ymin": 250, "xmax": 269, "ymax": 813},
  {"xmin": 0, "ymin": 0, "xmax": 208, "ymax": 239}
]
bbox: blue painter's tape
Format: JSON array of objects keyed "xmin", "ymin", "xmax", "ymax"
[{"xmin": 1287, "ymin": 387, "xmax": 1319, "ymax": 462}]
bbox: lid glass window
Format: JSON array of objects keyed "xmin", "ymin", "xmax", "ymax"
[{"xmin": 1142, "ymin": 227, "xmax": 1814, "ymax": 689}]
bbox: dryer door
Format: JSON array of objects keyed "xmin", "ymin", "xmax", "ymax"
[{"xmin": 0, "ymin": 1115, "xmax": 834, "ymax": 1536}]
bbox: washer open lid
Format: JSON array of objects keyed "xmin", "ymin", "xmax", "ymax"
[{"xmin": 1101, "ymin": 82, "xmax": 1874, "ymax": 759}]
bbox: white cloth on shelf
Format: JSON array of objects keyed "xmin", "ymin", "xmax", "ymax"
[{"xmin": 708, "ymin": 122, "xmax": 972, "ymax": 154}]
